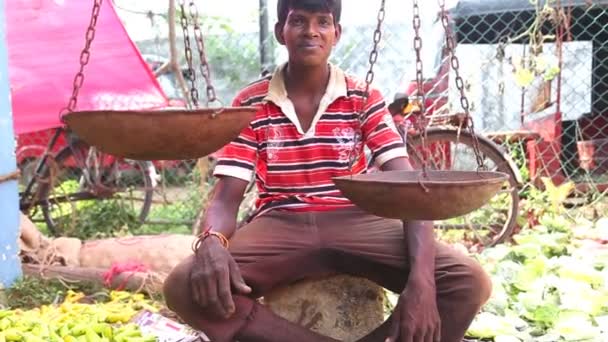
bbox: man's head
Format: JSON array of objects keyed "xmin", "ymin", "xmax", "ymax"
[{"xmin": 275, "ymin": 0, "xmax": 342, "ymax": 67}]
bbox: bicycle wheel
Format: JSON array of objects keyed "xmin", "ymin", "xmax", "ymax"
[
  {"xmin": 406, "ymin": 128, "xmax": 520, "ymax": 250},
  {"xmin": 36, "ymin": 140, "xmax": 154, "ymax": 237}
]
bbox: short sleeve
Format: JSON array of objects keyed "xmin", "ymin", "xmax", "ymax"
[
  {"xmin": 212, "ymin": 97, "xmax": 258, "ymax": 182},
  {"xmin": 360, "ymin": 88, "xmax": 408, "ymax": 166}
]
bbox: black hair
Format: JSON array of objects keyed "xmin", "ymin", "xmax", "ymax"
[{"xmin": 277, "ymin": 0, "xmax": 342, "ymax": 25}]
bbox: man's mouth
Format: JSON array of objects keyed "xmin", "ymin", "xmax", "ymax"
[{"xmin": 298, "ymin": 43, "xmax": 321, "ymax": 50}]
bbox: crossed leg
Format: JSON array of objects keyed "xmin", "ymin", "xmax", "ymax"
[{"xmin": 163, "ymin": 208, "xmax": 492, "ymax": 342}]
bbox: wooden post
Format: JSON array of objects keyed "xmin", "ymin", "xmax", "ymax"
[
  {"xmin": 0, "ymin": 0, "xmax": 22, "ymax": 289},
  {"xmin": 167, "ymin": 0, "xmax": 191, "ymax": 107}
]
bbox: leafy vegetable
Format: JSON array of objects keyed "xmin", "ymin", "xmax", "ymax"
[{"xmin": 467, "ymin": 216, "xmax": 608, "ymax": 341}]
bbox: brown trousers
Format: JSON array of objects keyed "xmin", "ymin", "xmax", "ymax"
[{"xmin": 164, "ymin": 207, "xmax": 492, "ymax": 342}]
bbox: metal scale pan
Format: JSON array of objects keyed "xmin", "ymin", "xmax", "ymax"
[
  {"xmin": 62, "ymin": 107, "xmax": 256, "ymax": 160},
  {"xmin": 59, "ymin": 1, "xmax": 258, "ymax": 161},
  {"xmin": 333, "ymin": 170, "xmax": 509, "ymax": 221},
  {"xmin": 331, "ymin": 0, "xmax": 510, "ymax": 222}
]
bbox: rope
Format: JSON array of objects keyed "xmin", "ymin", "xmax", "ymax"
[{"xmin": 0, "ymin": 170, "xmax": 20, "ymax": 184}]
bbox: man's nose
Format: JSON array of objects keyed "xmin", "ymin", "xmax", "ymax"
[{"xmin": 303, "ymin": 22, "xmax": 320, "ymax": 37}]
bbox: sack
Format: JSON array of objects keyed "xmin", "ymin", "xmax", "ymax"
[
  {"xmin": 264, "ymin": 275, "xmax": 386, "ymax": 342},
  {"xmin": 19, "ymin": 214, "xmax": 49, "ymax": 254},
  {"xmin": 42, "ymin": 237, "xmax": 82, "ymax": 267},
  {"xmin": 79, "ymin": 234, "xmax": 196, "ymax": 276}
]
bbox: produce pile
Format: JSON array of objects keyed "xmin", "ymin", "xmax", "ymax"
[
  {"xmin": 467, "ymin": 216, "xmax": 608, "ymax": 341},
  {"xmin": 0, "ymin": 290, "xmax": 159, "ymax": 341}
]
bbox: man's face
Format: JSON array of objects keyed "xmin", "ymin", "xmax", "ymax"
[{"xmin": 275, "ymin": 8, "xmax": 342, "ymax": 67}]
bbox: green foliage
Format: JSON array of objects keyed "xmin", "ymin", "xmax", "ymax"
[
  {"xmin": 45, "ymin": 164, "xmax": 207, "ymax": 240},
  {"xmin": 467, "ymin": 218, "xmax": 608, "ymax": 341},
  {"xmin": 135, "ymin": 167, "xmax": 205, "ymax": 235},
  {"xmin": 5, "ymin": 276, "xmax": 105, "ymax": 310},
  {"xmin": 53, "ymin": 197, "xmax": 140, "ymax": 240},
  {"xmin": 517, "ymin": 177, "xmax": 576, "ymax": 230},
  {"xmin": 506, "ymin": 141, "xmax": 530, "ymax": 186},
  {"xmin": 135, "ymin": 198, "xmax": 199, "ymax": 236},
  {"xmin": 169, "ymin": 12, "xmax": 265, "ymax": 104}
]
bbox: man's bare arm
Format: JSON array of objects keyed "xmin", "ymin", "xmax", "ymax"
[
  {"xmin": 200, "ymin": 176, "xmax": 250, "ymax": 239},
  {"xmin": 381, "ymin": 157, "xmax": 441, "ymax": 342},
  {"xmin": 380, "ymin": 157, "xmax": 435, "ymax": 273},
  {"xmin": 191, "ymin": 176, "xmax": 252, "ymax": 318}
]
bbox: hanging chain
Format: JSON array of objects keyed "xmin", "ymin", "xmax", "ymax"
[
  {"xmin": 188, "ymin": 1, "xmax": 220, "ymax": 106},
  {"xmin": 412, "ymin": 0, "xmax": 430, "ymax": 173},
  {"xmin": 177, "ymin": 0, "xmax": 221, "ymax": 109},
  {"xmin": 348, "ymin": 0, "xmax": 386, "ymax": 173},
  {"xmin": 438, "ymin": 0, "xmax": 486, "ymax": 170},
  {"xmin": 177, "ymin": 0, "xmax": 199, "ymax": 107},
  {"xmin": 360, "ymin": 0, "xmax": 385, "ymax": 111},
  {"xmin": 412, "ymin": 0, "xmax": 426, "ymax": 115},
  {"xmin": 60, "ymin": 0, "xmax": 103, "ymax": 118}
]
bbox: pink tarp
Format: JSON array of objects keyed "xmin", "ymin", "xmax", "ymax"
[{"xmin": 7, "ymin": 0, "xmax": 170, "ymax": 135}]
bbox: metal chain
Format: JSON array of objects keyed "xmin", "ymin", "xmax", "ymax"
[
  {"xmin": 438, "ymin": 0, "xmax": 486, "ymax": 170},
  {"xmin": 348, "ymin": 0, "xmax": 386, "ymax": 173},
  {"xmin": 412, "ymin": 0, "xmax": 430, "ymax": 173},
  {"xmin": 361, "ymin": 0, "xmax": 385, "ymax": 111},
  {"xmin": 177, "ymin": 0, "xmax": 199, "ymax": 107},
  {"xmin": 188, "ymin": 1, "xmax": 220, "ymax": 106},
  {"xmin": 60, "ymin": 0, "xmax": 103, "ymax": 117}
]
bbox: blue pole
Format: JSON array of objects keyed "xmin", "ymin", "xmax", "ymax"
[{"xmin": 0, "ymin": 0, "xmax": 22, "ymax": 289}]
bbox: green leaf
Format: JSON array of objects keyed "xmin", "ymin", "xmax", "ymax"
[
  {"xmin": 493, "ymin": 260, "xmax": 522, "ymax": 285},
  {"xmin": 556, "ymin": 258, "xmax": 604, "ymax": 288},
  {"xmin": 551, "ymin": 311, "xmax": 601, "ymax": 341},
  {"xmin": 508, "ymin": 243, "xmax": 543, "ymax": 263},
  {"xmin": 556, "ymin": 279, "xmax": 606, "ymax": 316},
  {"xmin": 514, "ymin": 68, "xmax": 535, "ymax": 88},
  {"xmin": 514, "ymin": 257, "xmax": 548, "ymax": 291},
  {"xmin": 484, "ymin": 282, "xmax": 511, "ymax": 315},
  {"xmin": 495, "ymin": 335, "xmax": 522, "ymax": 342},
  {"xmin": 543, "ymin": 65, "xmax": 561, "ymax": 81},
  {"xmin": 530, "ymin": 304, "xmax": 561, "ymax": 328},
  {"xmin": 467, "ymin": 312, "xmax": 520, "ymax": 338}
]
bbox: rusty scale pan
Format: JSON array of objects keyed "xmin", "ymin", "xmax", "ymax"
[
  {"xmin": 62, "ymin": 107, "xmax": 257, "ymax": 161},
  {"xmin": 333, "ymin": 170, "xmax": 509, "ymax": 221}
]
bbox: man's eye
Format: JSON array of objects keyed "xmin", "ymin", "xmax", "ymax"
[
  {"xmin": 290, "ymin": 18, "xmax": 304, "ymax": 25},
  {"xmin": 319, "ymin": 18, "xmax": 331, "ymax": 26}
]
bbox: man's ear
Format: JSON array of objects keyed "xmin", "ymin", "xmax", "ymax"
[
  {"xmin": 334, "ymin": 23, "xmax": 342, "ymax": 46},
  {"xmin": 274, "ymin": 22, "xmax": 286, "ymax": 45}
]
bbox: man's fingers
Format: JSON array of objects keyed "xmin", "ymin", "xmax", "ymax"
[
  {"xmin": 419, "ymin": 330, "xmax": 431, "ymax": 342},
  {"xmin": 204, "ymin": 272, "xmax": 226, "ymax": 318},
  {"xmin": 229, "ymin": 260, "xmax": 252, "ymax": 294},
  {"xmin": 198, "ymin": 275, "xmax": 210, "ymax": 308},
  {"xmin": 400, "ymin": 326, "xmax": 414, "ymax": 342},
  {"xmin": 192, "ymin": 281, "xmax": 202, "ymax": 307},
  {"xmin": 433, "ymin": 325, "xmax": 441, "ymax": 342},
  {"xmin": 384, "ymin": 311, "xmax": 401, "ymax": 342},
  {"xmin": 217, "ymin": 267, "xmax": 235, "ymax": 317}
]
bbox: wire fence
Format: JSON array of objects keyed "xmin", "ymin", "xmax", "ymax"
[{"xmin": 16, "ymin": 0, "xmax": 608, "ymax": 243}]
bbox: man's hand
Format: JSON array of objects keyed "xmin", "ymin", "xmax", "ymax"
[
  {"xmin": 189, "ymin": 237, "xmax": 252, "ymax": 319},
  {"xmin": 386, "ymin": 272, "xmax": 441, "ymax": 342}
]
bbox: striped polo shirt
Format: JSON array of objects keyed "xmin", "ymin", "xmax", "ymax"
[{"xmin": 213, "ymin": 63, "xmax": 407, "ymax": 217}]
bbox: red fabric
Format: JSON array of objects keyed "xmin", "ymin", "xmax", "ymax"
[
  {"xmin": 7, "ymin": 0, "xmax": 170, "ymax": 134},
  {"xmin": 102, "ymin": 262, "xmax": 148, "ymax": 291}
]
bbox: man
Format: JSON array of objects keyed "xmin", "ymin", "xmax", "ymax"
[{"xmin": 163, "ymin": 1, "xmax": 492, "ymax": 341}]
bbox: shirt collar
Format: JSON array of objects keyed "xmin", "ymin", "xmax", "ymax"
[
  {"xmin": 263, "ymin": 63, "xmax": 348, "ymax": 134},
  {"xmin": 264, "ymin": 62, "xmax": 347, "ymax": 106}
]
